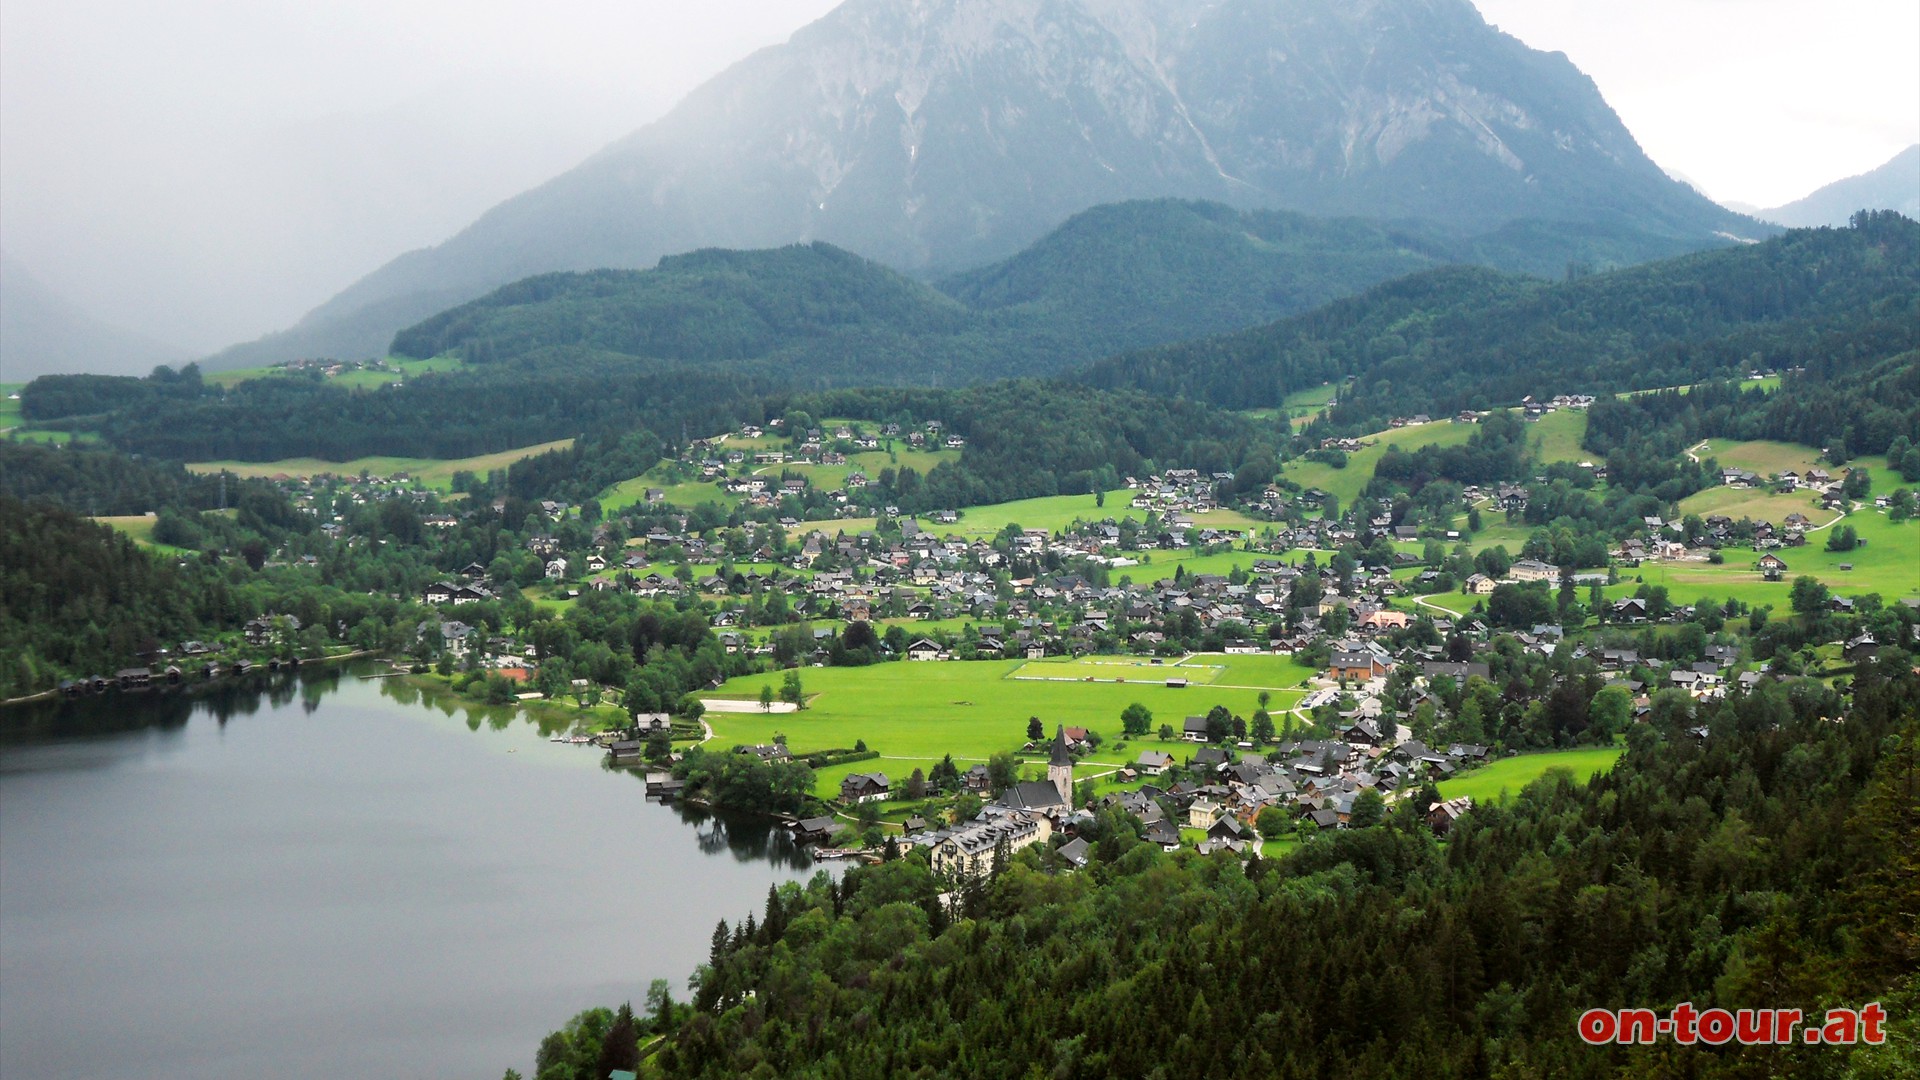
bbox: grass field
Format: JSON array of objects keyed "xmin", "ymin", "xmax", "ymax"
[
  {"xmin": 700, "ymin": 655, "xmax": 1311, "ymax": 797},
  {"xmin": 1276, "ymin": 383, "xmax": 1341, "ymax": 429},
  {"xmin": 1622, "ymin": 375, "xmax": 1780, "ymax": 399},
  {"xmin": 1612, "ymin": 511, "xmax": 1918, "ymax": 607},
  {"xmin": 1279, "ymin": 419, "xmax": 1478, "ymax": 506},
  {"xmin": 1698, "ymin": 439, "xmax": 1892, "ymax": 482},
  {"xmin": 8, "ymin": 428, "xmax": 101, "ymax": 445},
  {"xmin": 188, "ymin": 438, "xmax": 574, "ymax": 492},
  {"xmin": 1437, "ymin": 747, "xmax": 1624, "ymax": 804},
  {"xmin": 1010, "ymin": 655, "xmax": 1227, "ymax": 686},
  {"xmin": 0, "ymin": 386, "xmax": 22, "ymax": 429},
  {"xmin": 93, "ymin": 514, "xmax": 201, "ymax": 555},
  {"xmin": 203, "ymin": 356, "xmax": 462, "ymax": 389},
  {"xmin": 1528, "ymin": 410, "xmax": 1591, "ymax": 466},
  {"xmin": 939, "ymin": 491, "xmax": 1261, "ymax": 539},
  {"xmin": 598, "ymin": 447, "xmax": 962, "ymax": 513},
  {"xmin": 1676, "ymin": 485, "xmax": 1840, "ymax": 525}
]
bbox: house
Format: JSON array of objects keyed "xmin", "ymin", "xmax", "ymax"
[
  {"xmin": 1427, "ymin": 796, "xmax": 1473, "ymax": 835},
  {"xmin": 1135, "ymin": 751, "xmax": 1175, "ymax": 775},
  {"xmin": 793, "ymin": 817, "xmax": 838, "ymax": 844},
  {"xmin": 1181, "ymin": 715, "xmax": 1212, "ymax": 742},
  {"xmin": 1328, "ymin": 649, "xmax": 1388, "ymax": 683},
  {"xmin": 1057, "ymin": 836, "xmax": 1092, "ymax": 869},
  {"xmin": 1188, "ymin": 797, "xmax": 1224, "ymax": 828},
  {"xmin": 1421, "ymin": 660, "xmax": 1491, "ymax": 683},
  {"xmin": 840, "ymin": 772, "xmax": 890, "ymax": 804},
  {"xmin": 906, "ymin": 638, "xmax": 947, "ymax": 662},
  {"xmin": 1463, "ymin": 574, "xmax": 1497, "ymax": 596},
  {"xmin": 963, "ymin": 763, "xmax": 992, "ymax": 793},
  {"xmin": 929, "ymin": 814, "xmax": 1051, "ymax": 879},
  {"xmin": 1509, "ymin": 559, "xmax": 1559, "ymax": 583}
]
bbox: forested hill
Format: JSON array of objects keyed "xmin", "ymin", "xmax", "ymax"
[
  {"xmin": 391, "ymin": 201, "xmax": 1735, "ymax": 388},
  {"xmin": 940, "ymin": 199, "xmax": 1726, "ymax": 339},
  {"xmin": 393, "ymin": 244, "xmax": 974, "ymax": 383},
  {"xmin": 529, "ymin": 664, "xmax": 1920, "ymax": 1079},
  {"xmin": 1081, "ymin": 212, "xmax": 1920, "ymax": 430}
]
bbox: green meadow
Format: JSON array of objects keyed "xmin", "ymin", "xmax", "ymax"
[
  {"xmin": 940, "ymin": 491, "xmax": 1261, "ymax": 539},
  {"xmin": 203, "ymin": 356, "xmax": 462, "ymax": 389},
  {"xmin": 1279, "ymin": 418, "xmax": 1478, "ymax": 506},
  {"xmin": 1527, "ymin": 410, "xmax": 1590, "ymax": 466},
  {"xmin": 700, "ymin": 654, "xmax": 1312, "ymax": 797},
  {"xmin": 1698, "ymin": 439, "xmax": 1892, "ymax": 481},
  {"xmin": 1610, "ymin": 511, "xmax": 1918, "ymax": 608},
  {"xmin": 92, "ymin": 512, "xmax": 227, "ymax": 556},
  {"xmin": 187, "ymin": 438, "xmax": 574, "ymax": 492},
  {"xmin": 1437, "ymin": 747, "xmax": 1624, "ymax": 804}
]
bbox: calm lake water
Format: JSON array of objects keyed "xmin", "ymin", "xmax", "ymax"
[{"xmin": 0, "ymin": 668, "xmax": 830, "ymax": 1080}]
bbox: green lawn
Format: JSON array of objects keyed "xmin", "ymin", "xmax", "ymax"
[
  {"xmin": 700, "ymin": 656, "xmax": 1308, "ymax": 797},
  {"xmin": 1437, "ymin": 747, "xmax": 1624, "ymax": 804},
  {"xmin": 1677, "ymin": 486, "xmax": 1841, "ymax": 525},
  {"xmin": 1010, "ymin": 656, "xmax": 1227, "ymax": 686},
  {"xmin": 1528, "ymin": 410, "xmax": 1591, "ymax": 466},
  {"xmin": 92, "ymin": 514, "xmax": 201, "ymax": 556},
  {"xmin": 1698, "ymin": 439, "xmax": 1891, "ymax": 482},
  {"xmin": 188, "ymin": 438, "xmax": 574, "ymax": 492},
  {"xmin": 1611, "ymin": 511, "xmax": 1918, "ymax": 608},
  {"xmin": 1275, "ymin": 382, "xmax": 1341, "ymax": 429},
  {"xmin": 940, "ymin": 491, "xmax": 1260, "ymax": 539},
  {"xmin": 0, "ymin": 386, "xmax": 22, "ymax": 430},
  {"xmin": 1280, "ymin": 419, "xmax": 1478, "ymax": 506},
  {"xmin": 8, "ymin": 428, "xmax": 101, "ymax": 445},
  {"xmin": 204, "ymin": 356, "xmax": 461, "ymax": 389}
]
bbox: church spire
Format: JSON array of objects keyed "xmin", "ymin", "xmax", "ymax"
[{"xmin": 1048, "ymin": 725, "xmax": 1073, "ymax": 805}]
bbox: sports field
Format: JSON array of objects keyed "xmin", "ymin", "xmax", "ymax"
[
  {"xmin": 700, "ymin": 654, "xmax": 1312, "ymax": 796},
  {"xmin": 188, "ymin": 438, "xmax": 573, "ymax": 492},
  {"xmin": 939, "ymin": 491, "xmax": 1261, "ymax": 538},
  {"xmin": 1437, "ymin": 747, "xmax": 1624, "ymax": 804}
]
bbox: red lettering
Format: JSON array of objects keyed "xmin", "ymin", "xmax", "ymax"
[
  {"xmin": 1774, "ymin": 1008, "xmax": 1803, "ymax": 1044},
  {"xmin": 1578, "ymin": 1009, "xmax": 1616, "ymax": 1044},
  {"xmin": 1619, "ymin": 1008, "xmax": 1658, "ymax": 1044},
  {"xmin": 1861, "ymin": 1003, "xmax": 1886, "ymax": 1044},
  {"xmin": 1698, "ymin": 1008, "xmax": 1735, "ymax": 1045},
  {"xmin": 1671, "ymin": 1002, "xmax": 1699, "ymax": 1044},
  {"xmin": 1736, "ymin": 1009, "xmax": 1771, "ymax": 1044},
  {"xmin": 1823, "ymin": 1008, "xmax": 1858, "ymax": 1044}
]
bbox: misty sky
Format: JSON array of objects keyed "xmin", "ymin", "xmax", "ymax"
[{"xmin": 2, "ymin": 0, "xmax": 1915, "ymax": 356}]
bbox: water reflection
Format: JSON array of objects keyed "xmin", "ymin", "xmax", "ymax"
[{"xmin": 673, "ymin": 802, "xmax": 818, "ymax": 871}]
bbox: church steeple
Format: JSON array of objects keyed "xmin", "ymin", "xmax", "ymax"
[{"xmin": 1048, "ymin": 725, "xmax": 1073, "ymax": 805}]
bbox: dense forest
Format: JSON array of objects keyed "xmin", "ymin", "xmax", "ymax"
[
  {"xmin": 20, "ymin": 357, "xmax": 772, "ymax": 463},
  {"xmin": 523, "ymin": 664, "xmax": 1920, "ymax": 1079},
  {"xmin": 1083, "ymin": 212, "xmax": 1920, "ymax": 445},
  {"xmin": 1587, "ymin": 349, "xmax": 1920, "ymax": 463}
]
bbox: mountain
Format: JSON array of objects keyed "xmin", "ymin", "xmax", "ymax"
[
  {"xmin": 1081, "ymin": 211, "xmax": 1920, "ymax": 426},
  {"xmin": 390, "ymin": 199, "xmax": 1727, "ymax": 386},
  {"xmin": 391, "ymin": 201, "xmax": 1453, "ymax": 383},
  {"xmin": 212, "ymin": 0, "xmax": 1760, "ymax": 369},
  {"xmin": 1757, "ymin": 145, "xmax": 1920, "ymax": 228},
  {"xmin": 0, "ymin": 255, "xmax": 181, "ymax": 382}
]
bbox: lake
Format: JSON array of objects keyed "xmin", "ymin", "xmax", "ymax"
[{"xmin": 0, "ymin": 668, "xmax": 832, "ymax": 1080}]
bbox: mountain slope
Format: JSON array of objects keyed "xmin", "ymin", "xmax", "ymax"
[
  {"xmin": 1081, "ymin": 212, "xmax": 1920, "ymax": 426},
  {"xmin": 1, "ymin": 255, "xmax": 181, "ymax": 381},
  {"xmin": 212, "ymin": 0, "xmax": 1760, "ymax": 368},
  {"xmin": 390, "ymin": 200, "xmax": 1713, "ymax": 385},
  {"xmin": 1759, "ymin": 145, "xmax": 1920, "ymax": 228}
]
